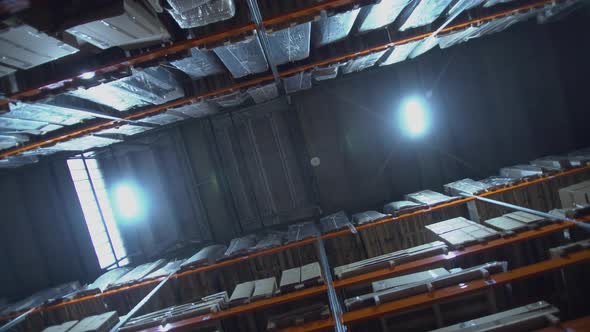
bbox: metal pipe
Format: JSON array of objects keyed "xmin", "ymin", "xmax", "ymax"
[
  {"xmin": 464, "ymin": 194, "xmax": 590, "ymax": 232},
  {"xmin": 0, "ymin": 308, "xmax": 35, "ymax": 332},
  {"xmin": 108, "ymin": 268, "xmax": 178, "ymax": 332},
  {"xmin": 316, "ymin": 237, "xmax": 347, "ymax": 332}
]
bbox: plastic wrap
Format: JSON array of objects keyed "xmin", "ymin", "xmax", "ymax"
[
  {"xmin": 267, "ymin": 22, "xmax": 311, "ymax": 65},
  {"xmin": 476, "ymin": 11, "xmax": 536, "ymax": 37},
  {"xmin": 358, "ymin": 0, "xmax": 412, "ymax": 33},
  {"xmin": 437, "ymin": 26, "xmax": 479, "ymax": 49},
  {"xmin": 144, "ymin": 260, "xmax": 186, "ymax": 280},
  {"xmin": 167, "ymin": 0, "xmax": 211, "ymax": 13},
  {"xmin": 180, "ymin": 244, "xmax": 227, "ymax": 270},
  {"xmin": 68, "ymin": 82, "xmax": 149, "ymax": 111},
  {"xmin": 0, "ymin": 134, "xmax": 27, "ymax": 150},
  {"xmin": 405, "ymin": 190, "xmax": 456, "ymax": 206},
  {"xmin": 0, "ymin": 116, "xmax": 62, "ymax": 134},
  {"xmin": 313, "ymin": 9, "xmax": 360, "ymax": 47},
  {"xmin": 409, "ymin": 37, "xmax": 438, "ymax": 59},
  {"xmin": 0, "ymin": 64, "xmax": 16, "ymax": 78},
  {"xmin": 167, "ymin": 0, "xmax": 235, "ymax": 29},
  {"xmin": 431, "ymin": 301, "xmax": 558, "ymax": 332},
  {"xmin": 1, "ymin": 282, "xmax": 81, "ymax": 314},
  {"xmin": 142, "ymin": 112, "xmax": 184, "ymax": 125},
  {"xmin": 169, "ymin": 101, "xmax": 218, "ymax": 118},
  {"xmin": 448, "ymin": 0, "xmax": 485, "ymax": 17},
  {"xmin": 537, "ymin": 1, "xmax": 579, "ymax": 23},
  {"xmin": 251, "ymin": 232, "xmax": 285, "ymax": 251},
  {"xmin": 530, "ymin": 156, "xmax": 570, "ymax": 170},
  {"xmin": 500, "ymin": 165, "xmax": 544, "ymax": 179},
  {"xmin": 8, "ymin": 102, "xmax": 94, "ymax": 126},
  {"xmin": 224, "ymin": 234, "xmax": 257, "ymax": 258},
  {"xmin": 86, "ymin": 267, "xmax": 132, "ymax": 293},
  {"xmin": 97, "ymin": 124, "xmax": 151, "ymax": 136},
  {"xmin": 0, "ymin": 156, "xmax": 39, "ymax": 168},
  {"xmin": 400, "ymin": 0, "xmax": 454, "ymax": 31},
  {"xmin": 282, "ymin": 72, "xmax": 312, "ymax": 94},
  {"xmin": 383, "ymin": 201, "xmax": 425, "ymax": 216},
  {"xmin": 286, "ymin": 221, "xmax": 320, "ymax": 243},
  {"xmin": 0, "ymin": 25, "xmax": 78, "ymax": 70},
  {"xmin": 209, "ymin": 90, "xmax": 251, "ymax": 107},
  {"xmin": 380, "ymin": 42, "xmax": 418, "ymax": 66},
  {"xmin": 67, "ymin": 0, "xmax": 170, "ymax": 49},
  {"xmin": 170, "ymin": 47, "xmax": 224, "ymax": 79},
  {"xmin": 320, "ymin": 211, "xmax": 353, "ymax": 234},
  {"xmin": 444, "ymin": 178, "xmax": 490, "ymax": 196},
  {"xmin": 483, "ymin": 0, "xmax": 513, "ymax": 7},
  {"xmin": 69, "ymin": 66, "xmax": 184, "ymax": 111},
  {"xmin": 108, "ymin": 259, "xmax": 168, "ymax": 288},
  {"xmin": 247, "ymin": 83, "xmax": 279, "ymax": 104},
  {"xmin": 50, "ymin": 136, "xmax": 122, "ymax": 151},
  {"xmin": 342, "ymin": 50, "xmax": 387, "ymax": 74},
  {"xmin": 213, "ymin": 33, "xmax": 268, "ymax": 78},
  {"xmin": 312, "ymin": 62, "xmax": 347, "ymax": 81},
  {"xmin": 351, "ymin": 211, "xmax": 389, "ymax": 225},
  {"xmin": 426, "ymin": 217, "xmax": 498, "ymax": 246},
  {"xmin": 479, "ymin": 176, "xmax": 518, "ymax": 189}
]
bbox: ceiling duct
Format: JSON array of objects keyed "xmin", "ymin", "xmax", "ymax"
[
  {"xmin": 0, "ymin": 25, "xmax": 78, "ymax": 70},
  {"xmin": 246, "ymin": 83, "xmax": 279, "ymax": 104},
  {"xmin": 68, "ymin": 66, "xmax": 184, "ymax": 111},
  {"xmin": 96, "ymin": 124, "xmax": 151, "ymax": 137},
  {"xmin": 168, "ymin": 101, "xmax": 219, "ymax": 117},
  {"xmin": 341, "ymin": 50, "xmax": 388, "ymax": 74},
  {"xmin": 356, "ymin": 0, "xmax": 412, "ymax": 33},
  {"xmin": 167, "ymin": 0, "xmax": 236, "ymax": 29},
  {"xmin": 313, "ymin": 9, "xmax": 361, "ymax": 48},
  {"xmin": 209, "ymin": 90, "xmax": 251, "ymax": 107},
  {"xmin": 66, "ymin": 0, "xmax": 171, "ymax": 49},
  {"xmin": 0, "ymin": 116, "xmax": 62, "ymax": 135},
  {"xmin": 400, "ymin": 0, "xmax": 454, "ymax": 31},
  {"xmin": 170, "ymin": 48, "xmax": 224, "ymax": 79},
  {"xmin": 213, "ymin": 32, "xmax": 268, "ymax": 78},
  {"xmin": 312, "ymin": 62, "xmax": 349, "ymax": 81},
  {"xmin": 267, "ymin": 22, "xmax": 312, "ymax": 65},
  {"xmin": 48, "ymin": 135, "xmax": 122, "ymax": 152},
  {"xmin": 282, "ymin": 72, "xmax": 312, "ymax": 94},
  {"xmin": 7, "ymin": 102, "xmax": 95, "ymax": 126},
  {"xmin": 142, "ymin": 112, "xmax": 185, "ymax": 125}
]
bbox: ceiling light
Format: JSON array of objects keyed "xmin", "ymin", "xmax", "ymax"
[{"xmin": 400, "ymin": 96, "xmax": 429, "ymax": 137}]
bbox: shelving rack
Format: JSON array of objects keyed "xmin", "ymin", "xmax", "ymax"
[
  {"xmin": 0, "ymin": 0, "xmax": 564, "ymax": 160},
  {"xmin": 2, "ymin": 164, "xmax": 590, "ymax": 332}
]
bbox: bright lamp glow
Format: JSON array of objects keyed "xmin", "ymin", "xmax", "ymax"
[
  {"xmin": 400, "ymin": 97, "xmax": 429, "ymax": 137},
  {"xmin": 113, "ymin": 183, "xmax": 143, "ymax": 219},
  {"xmin": 80, "ymin": 71, "xmax": 96, "ymax": 80}
]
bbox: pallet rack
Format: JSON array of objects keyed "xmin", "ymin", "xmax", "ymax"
[
  {"xmin": 0, "ymin": 0, "xmax": 564, "ymax": 160},
  {"xmin": 2, "ymin": 164, "xmax": 590, "ymax": 332}
]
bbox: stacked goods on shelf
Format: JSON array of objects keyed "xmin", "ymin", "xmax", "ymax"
[
  {"xmin": 42, "ymin": 311, "xmax": 118, "ymax": 332},
  {"xmin": 344, "ymin": 261, "xmax": 506, "ymax": 310},
  {"xmin": 484, "ymin": 211, "xmax": 550, "ymax": 234},
  {"xmin": 320, "ymin": 211, "xmax": 353, "ymax": 234},
  {"xmin": 119, "ymin": 292, "xmax": 228, "ymax": 331},
  {"xmin": 333, "ymin": 241, "xmax": 448, "ymax": 280},
  {"xmin": 559, "ymin": 180, "xmax": 590, "ymax": 209},
  {"xmin": 405, "ymin": 190, "xmax": 459, "ymax": 207},
  {"xmin": 425, "ymin": 217, "xmax": 500, "ymax": 248},
  {"xmin": 266, "ymin": 303, "xmax": 330, "ymax": 331},
  {"xmin": 430, "ymin": 301, "xmax": 560, "ymax": 332},
  {"xmin": 279, "ymin": 262, "xmax": 323, "ymax": 293},
  {"xmin": 549, "ymin": 239, "xmax": 590, "ymax": 258},
  {"xmin": 383, "ymin": 201, "xmax": 425, "ymax": 216}
]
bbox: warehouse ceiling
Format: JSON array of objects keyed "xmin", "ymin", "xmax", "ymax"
[{"xmin": 0, "ymin": 0, "xmax": 583, "ymax": 168}]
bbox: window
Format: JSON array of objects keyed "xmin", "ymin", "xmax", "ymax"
[{"xmin": 67, "ymin": 157, "xmax": 128, "ymax": 269}]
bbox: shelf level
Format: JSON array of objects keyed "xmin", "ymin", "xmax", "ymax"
[{"xmin": 0, "ymin": 0, "xmax": 561, "ymax": 160}]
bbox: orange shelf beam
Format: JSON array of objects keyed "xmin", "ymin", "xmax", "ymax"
[
  {"xmin": 141, "ymin": 285, "xmax": 328, "ymax": 332},
  {"xmin": 290, "ymin": 249, "xmax": 590, "ymax": 331},
  {"xmin": 1, "ymin": 165, "xmax": 588, "ymax": 322}
]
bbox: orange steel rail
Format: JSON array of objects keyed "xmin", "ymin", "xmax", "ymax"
[
  {"xmin": 537, "ymin": 315, "xmax": 590, "ymax": 332},
  {"xmin": 0, "ymin": 0, "xmax": 366, "ymax": 106},
  {"xmin": 0, "ymin": 0, "xmax": 560, "ymax": 160},
  {"xmin": 141, "ymin": 285, "xmax": 328, "ymax": 332},
  {"xmin": 284, "ymin": 249, "xmax": 590, "ymax": 332},
  {"xmin": 1, "ymin": 165, "xmax": 588, "ymax": 322}
]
